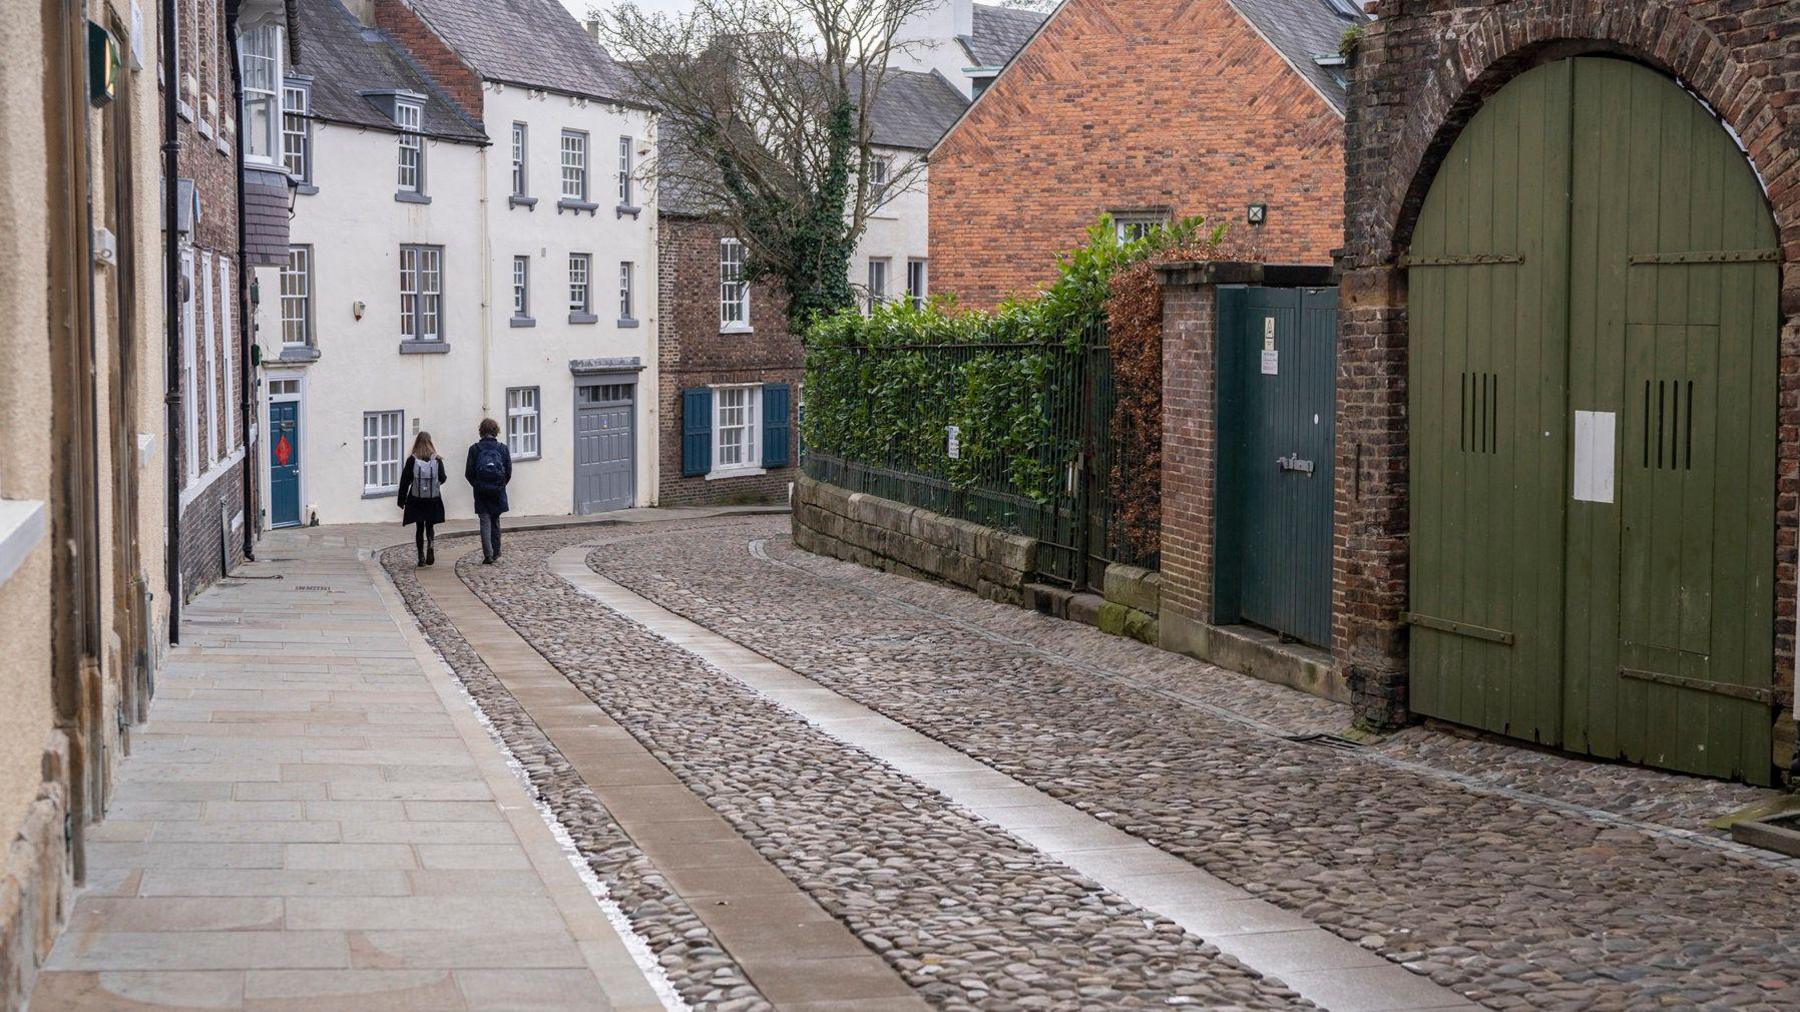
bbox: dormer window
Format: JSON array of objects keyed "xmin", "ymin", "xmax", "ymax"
[
  {"xmin": 1322, "ymin": 0, "xmax": 1364, "ymax": 18},
  {"xmin": 238, "ymin": 21, "xmax": 284, "ymax": 166},
  {"xmin": 1314, "ymin": 53, "xmax": 1349, "ymax": 90},
  {"xmin": 396, "ymin": 99, "xmax": 425, "ymax": 197}
]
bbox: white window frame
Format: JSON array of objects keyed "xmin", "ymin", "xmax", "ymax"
[
  {"xmin": 361, "ymin": 410, "xmax": 404, "ymax": 493},
  {"xmin": 569, "ymin": 253, "xmax": 591, "ymax": 315},
  {"xmin": 396, "ymin": 100, "xmax": 424, "ymax": 194},
  {"xmin": 868, "ymin": 153, "xmax": 891, "ymax": 186},
  {"xmin": 906, "ymin": 258, "xmax": 928, "ymax": 310},
  {"xmin": 239, "ymin": 22, "xmax": 282, "ymax": 167},
  {"xmin": 719, "ymin": 238, "xmax": 749, "ymax": 332},
  {"xmin": 866, "ymin": 257, "xmax": 890, "ymax": 309},
  {"xmin": 282, "ymin": 80, "xmax": 311, "ymax": 182},
  {"xmin": 512, "ymin": 255, "xmax": 530, "ymax": 319},
  {"xmin": 560, "ymin": 130, "xmax": 588, "ymax": 201},
  {"xmin": 617, "ymin": 135, "xmax": 633, "ymax": 205},
  {"xmin": 220, "ymin": 258, "xmax": 236, "ymax": 451},
  {"xmin": 202, "ymin": 250, "xmax": 220, "ymax": 464},
  {"xmin": 399, "ymin": 245, "xmax": 442, "ymax": 342},
  {"xmin": 1114, "ymin": 211, "xmax": 1169, "ymax": 243},
  {"xmin": 281, "ymin": 245, "xmax": 312, "ymax": 347},
  {"xmin": 182, "ymin": 249, "xmax": 198, "ymax": 484},
  {"xmin": 511, "ymin": 122, "xmax": 528, "ymax": 197},
  {"xmin": 711, "ymin": 384, "xmax": 762, "ymax": 474},
  {"xmin": 618, "ymin": 261, "xmax": 634, "ymax": 322},
  {"xmin": 505, "ymin": 387, "xmax": 541, "ymax": 460}
]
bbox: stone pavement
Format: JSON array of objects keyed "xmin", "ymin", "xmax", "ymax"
[{"xmin": 28, "ymin": 522, "xmax": 670, "ymax": 1011}]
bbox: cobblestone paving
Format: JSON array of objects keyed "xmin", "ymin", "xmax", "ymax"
[
  {"xmin": 381, "ymin": 544, "xmax": 766, "ymax": 1010},
  {"xmin": 428, "ymin": 529, "xmax": 1312, "ymax": 1010},
  {"xmin": 573, "ymin": 516, "xmax": 1800, "ymax": 1011}
]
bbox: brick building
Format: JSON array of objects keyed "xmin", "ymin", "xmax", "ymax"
[
  {"xmin": 1337, "ymin": 0, "xmax": 1800, "ymax": 784},
  {"xmin": 929, "ymin": 0, "xmax": 1364, "ymax": 309}
]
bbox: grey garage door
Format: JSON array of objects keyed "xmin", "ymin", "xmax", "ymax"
[{"xmin": 574, "ymin": 381, "xmax": 635, "ymax": 515}]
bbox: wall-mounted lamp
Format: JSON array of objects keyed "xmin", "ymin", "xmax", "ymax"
[
  {"xmin": 1247, "ymin": 203, "xmax": 1268, "ymax": 226},
  {"xmin": 352, "ymin": 300, "xmax": 366, "ymax": 320}
]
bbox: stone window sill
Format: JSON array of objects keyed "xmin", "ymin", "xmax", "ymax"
[
  {"xmin": 0, "ymin": 499, "xmax": 48, "ymax": 590},
  {"xmin": 361, "ymin": 488, "xmax": 398, "ymax": 501},
  {"xmin": 705, "ymin": 466, "xmax": 766, "ymax": 481},
  {"xmin": 568, "ymin": 312, "xmax": 598, "ymax": 325},
  {"xmin": 509, "ymin": 195, "xmax": 537, "ymax": 210},
  {"xmin": 395, "ymin": 190, "xmax": 432, "ymax": 205},
  {"xmin": 617, "ymin": 318, "xmax": 639, "ymax": 329},
  {"xmin": 278, "ymin": 345, "xmax": 321, "ymax": 363},
  {"xmin": 398, "ymin": 340, "xmax": 450, "ymax": 355},
  {"xmin": 510, "ymin": 316, "xmax": 536, "ymax": 329},
  {"xmin": 295, "ymin": 183, "xmax": 319, "ymax": 196},
  {"xmin": 558, "ymin": 199, "xmax": 598, "ymax": 215},
  {"xmin": 719, "ymin": 324, "xmax": 753, "ymax": 336},
  {"xmin": 615, "ymin": 203, "xmax": 642, "ymax": 220}
]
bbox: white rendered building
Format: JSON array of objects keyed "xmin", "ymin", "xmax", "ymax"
[{"xmin": 254, "ymin": 0, "xmax": 657, "ymax": 528}]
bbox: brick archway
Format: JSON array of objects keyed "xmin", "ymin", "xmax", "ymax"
[{"xmin": 1336, "ymin": 0, "xmax": 1800, "ymax": 777}]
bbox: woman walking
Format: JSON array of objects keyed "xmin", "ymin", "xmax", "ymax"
[
  {"xmin": 397, "ymin": 431, "xmax": 448, "ymax": 566},
  {"xmin": 465, "ymin": 418, "xmax": 512, "ymax": 564}
]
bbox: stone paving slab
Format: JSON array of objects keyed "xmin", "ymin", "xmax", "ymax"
[
  {"xmin": 30, "ymin": 527, "xmax": 669, "ymax": 1011},
  {"xmin": 552, "ymin": 546, "xmax": 1465, "ymax": 1012}
]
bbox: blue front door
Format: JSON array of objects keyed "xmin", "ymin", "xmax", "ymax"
[{"xmin": 270, "ymin": 399, "xmax": 301, "ymax": 528}]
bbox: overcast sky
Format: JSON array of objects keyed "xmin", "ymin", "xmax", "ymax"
[{"xmin": 560, "ymin": 0, "xmax": 693, "ymax": 22}]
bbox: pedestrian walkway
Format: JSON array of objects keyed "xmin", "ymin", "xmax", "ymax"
[{"xmin": 29, "ymin": 524, "xmax": 668, "ymax": 1011}]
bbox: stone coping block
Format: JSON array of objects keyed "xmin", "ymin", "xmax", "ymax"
[{"xmin": 1103, "ymin": 564, "xmax": 1161, "ymax": 617}]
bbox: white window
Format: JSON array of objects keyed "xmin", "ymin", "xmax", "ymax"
[
  {"xmin": 512, "ymin": 256, "xmax": 530, "ymax": 318},
  {"xmin": 719, "ymin": 238, "xmax": 748, "ymax": 330},
  {"xmin": 906, "ymin": 258, "xmax": 928, "ymax": 310},
  {"xmin": 560, "ymin": 130, "xmax": 587, "ymax": 201},
  {"xmin": 569, "ymin": 253, "xmax": 591, "ymax": 315},
  {"xmin": 617, "ymin": 135, "xmax": 633, "ymax": 205},
  {"xmin": 868, "ymin": 154, "xmax": 891, "ymax": 186},
  {"xmin": 239, "ymin": 23, "xmax": 282, "ymax": 164},
  {"xmin": 220, "ymin": 259, "xmax": 236, "ymax": 451},
  {"xmin": 618, "ymin": 262, "xmax": 634, "ymax": 321},
  {"xmin": 713, "ymin": 385, "xmax": 760, "ymax": 471},
  {"xmin": 362, "ymin": 410, "xmax": 403, "ymax": 491},
  {"xmin": 506, "ymin": 387, "xmax": 540, "ymax": 459},
  {"xmin": 510, "ymin": 122, "xmax": 528, "ymax": 196},
  {"xmin": 281, "ymin": 246, "xmax": 311, "ymax": 346},
  {"xmin": 866, "ymin": 258, "xmax": 890, "ymax": 308},
  {"xmin": 399, "ymin": 245, "xmax": 442, "ymax": 342},
  {"xmin": 202, "ymin": 251, "xmax": 219, "ymax": 464},
  {"xmin": 182, "ymin": 250, "xmax": 198, "ymax": 483},
  {"xmin": 281, "ymin": 81, "xmax": 310, "ymax": 181},
  {"xmin": 1114, "ymin": 212, "xmax": 1169, "ymax": 243},
  {"xmin": 396, "ymin": 100, "xmax": 423, "ymax": 194}
]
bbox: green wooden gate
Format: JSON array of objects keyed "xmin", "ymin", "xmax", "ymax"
[
  {"xmin": 1217, "ymin": 286, "xmax": 1338, "ymax": 647},
  {"xmin": 1408, "ymin": 57, "xmax": 1780, "ymax": 784}
]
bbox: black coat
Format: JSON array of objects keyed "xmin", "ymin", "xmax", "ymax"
[
  {"xmin": 464, "ymin": 437, "xmax": 512, "ymax": 515},
  {"xmin": 397, "ymin": 456, "xmax": 447, "ymax": 526}
]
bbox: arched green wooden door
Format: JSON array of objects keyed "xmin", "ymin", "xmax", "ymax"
[{"xmin": 1408, "ymin": 57, "xmax": 1780, "ymax": 784}]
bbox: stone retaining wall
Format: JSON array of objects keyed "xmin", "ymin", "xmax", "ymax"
[
  {"xmin": 791, "ymin": 475, "xmax": 1036, "ymax": 605},
  {"xmin": 0, "ymin": 733, "xmax": 70, "ymax": 1011}
]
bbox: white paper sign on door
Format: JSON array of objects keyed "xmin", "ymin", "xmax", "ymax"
[{"xmin": 1572, "ymin": 410, "xmax": 1615, "ymax": 503}]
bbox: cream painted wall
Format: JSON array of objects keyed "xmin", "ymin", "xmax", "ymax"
[
  {"xmin": 272, "ymin": 124, "xmax": 487, "ymax": 526},
  {"xmin": 0, "ymin": 0, "xmax": 58, "ymax": 843},
  {"xmin": 482, "ymin": 84, "xmax": 659, "ymax": 516},
  {"xmin": 854, "ymin": 150, "xmax": 931, "ymax": 307}
]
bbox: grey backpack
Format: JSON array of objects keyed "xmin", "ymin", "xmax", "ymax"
[{"xmin": 412, "ymin": 457, "xmax": 441, "ymax": 498}]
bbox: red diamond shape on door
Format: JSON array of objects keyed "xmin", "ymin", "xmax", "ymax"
[{"xmin": 275, "ymin": 434, "xmax": 293, "ymax": 466}]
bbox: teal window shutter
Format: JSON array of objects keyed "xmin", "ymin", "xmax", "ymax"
[
  {"xmin": 681, "ymin": 387, "xmax": 712, "ymax": 476},
  {"xmin": 762, "ymin": 383, "xmax": 791, "ymax": 468}
]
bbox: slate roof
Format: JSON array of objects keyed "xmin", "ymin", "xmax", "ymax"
[
  {"xmin": 861, "ymin": 68, "xmax": 970, "ymax": 151},
  {"xmin": 962, "ymin": 3, "xmax": 1048, "ymax": 68},
  {"xmin": 1224, "ymin": 0, "xmax": 1369, "ymax": 113},
  {"xmin": 290, "ymin": 0, "xmax": 485, "ymax": 143},
  {"xmin": 404, "ymin": 0, "xmax": 641, "ymax": 105}
]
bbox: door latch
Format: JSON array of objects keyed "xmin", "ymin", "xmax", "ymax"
[{"xmin": 1277, "ymin": 454, "xmax": 1315, "ymax": 475}]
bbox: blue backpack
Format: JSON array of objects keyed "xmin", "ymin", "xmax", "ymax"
[{"xmin": 474, "ymin": 441, "xmax": 507, "ymax": 485}]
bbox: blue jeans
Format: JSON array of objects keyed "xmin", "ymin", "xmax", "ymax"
[{"xmin": 478, "ymin": 513, "xmax": 502, "ymax": 560}]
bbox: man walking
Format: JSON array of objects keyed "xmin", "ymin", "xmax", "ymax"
[{"xmin": 466, "ymin": 418, "xmax": 513, "ymax": 564}]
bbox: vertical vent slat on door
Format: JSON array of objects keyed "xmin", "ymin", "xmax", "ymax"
[
  {"xmin": 1642, "ymin": 379, "xmax": 1695, "ymax": 470},
  {"xmin": 1460, "ymin": 372, "xmax": 1499, "ymax": 454}
]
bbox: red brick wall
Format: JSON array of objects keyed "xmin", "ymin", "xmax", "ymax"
[
  {"xmin": 656, "ymin": 217, "xmax": 800, "ymax": 506},
  {"xmin": 1157, "ymin": 277, "xmax": 1217, "ymax": 630},
  {"xmin": 1340, "ymin": 0, "xmax": 1800, "ymax": 744},
  {"xmin": 929, "ymin": 0, "xmax": 1346, "ymax": 310},
  {"xmin": 375, "ymin": 0, "xmax": 483, "ymax": 122}
]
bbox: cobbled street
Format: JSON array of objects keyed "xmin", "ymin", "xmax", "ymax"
[{"xmin": 376, "ymin": 515, "xmax": 1800, "ymax": 1012}]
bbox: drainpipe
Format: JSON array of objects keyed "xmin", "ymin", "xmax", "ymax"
[
  {"xmin": 227, "ymin": 0, "xmax": 255, "ymax": 563},
  {"xmin": 160, "ymin": 0, "xmax": 183, "ymax": 643}
]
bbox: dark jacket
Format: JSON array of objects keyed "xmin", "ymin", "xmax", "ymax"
[
  {"xmin": 397, "ymin": 456, "xmax": 447, "ymax": 526},
  {"xmin": 465, "ymin": 437, "xmax": 512, "ymax": 515}
]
